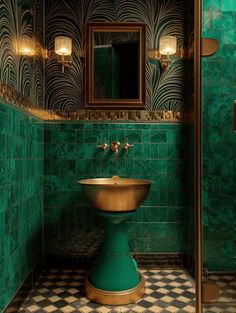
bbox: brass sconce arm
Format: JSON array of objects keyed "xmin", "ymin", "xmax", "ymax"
[
  {"xmin": 56, "ymin": 54, "xmax": 72, "ymax": 73},
  {"xmin": 43, "ymin": 36, "xmax": 73, "ymax": 73}
]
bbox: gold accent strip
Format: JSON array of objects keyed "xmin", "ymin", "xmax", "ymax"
[
  {"xmin": 201, "ymin": 38, "xmax": 219, "ymax": 57},
  {"xmin": 0, "ymin": 80, "xmax": 192, "ymax": 123},
  {"xmin": 195, "ymin": 0, "xmax": 203, "ymax": 312},
  {"xmin": 42, "ymin": 109, "xmax": 189, "ymax": 122},
  {"xmin": 84, "ymin": 273, "xmax": 145, "ymax": 305}
]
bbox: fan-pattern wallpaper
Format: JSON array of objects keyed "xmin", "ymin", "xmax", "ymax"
[
  {"xmin": 45, "ymin": 0, "xmax": 193, "ymax": 112},
  {"xmin": 0, "ymin": 0, "xmax": 44, "ymax": 108}
]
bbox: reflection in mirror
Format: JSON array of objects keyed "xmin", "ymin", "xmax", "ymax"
[
  {"xmin": 93, "ymin": 31, "xmax": 139, "ymax": 100},
  {"xmin": 85, "ymin": 23, "xmax": 146, "ymax": 108}
]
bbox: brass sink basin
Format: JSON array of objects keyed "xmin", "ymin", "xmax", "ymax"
[{"xmin": 79, "ymin": 176, "xmax": 151, "ymax": 212}]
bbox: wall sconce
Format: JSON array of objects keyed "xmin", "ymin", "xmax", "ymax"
[
  {"xmin": 148, "ymin": 36, "xmax": 178, "ymax": 70},
  {"xmin": 159, "ymin": 36, "xmax": 177, "ymax": 69},
  {"xmin": 54, "ymin": 36, "xmax": 72, "ymax": 73},
  {"xmin": 17, "ymin": 37, "xmax": 35, "ymax": 56}
]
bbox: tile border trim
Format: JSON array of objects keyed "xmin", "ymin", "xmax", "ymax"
[{"xmin": 0, "ymin": 82, "xmax": 193, "ymax": 123}]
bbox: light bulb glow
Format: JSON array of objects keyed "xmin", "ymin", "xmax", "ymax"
[
  {"xmin": 159, "ymin": 36, "xmax": 177, "ymax": 55},
  {"xmin": 18, "ymin": 38, "xmax": 35, "ymax": 56},
  {"xmin": 55, "ymin": 36, "xmax": 72, "ymax": 56}
]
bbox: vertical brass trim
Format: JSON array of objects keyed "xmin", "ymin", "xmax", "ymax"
[{"xmin": 195, "ymin": 0, "xmax": 203, "ymax": 312}]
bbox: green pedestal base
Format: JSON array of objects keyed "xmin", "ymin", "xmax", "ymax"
[{"xmin": 85, "ymin": 212, "xmax": 145, "ymax": 304}]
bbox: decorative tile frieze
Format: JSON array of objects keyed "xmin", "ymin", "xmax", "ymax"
[
  {"xmin": 0, "ymin": 81, "xmax": 34, "ymax": 110},
  {"xmin": 42, "ymin": 109, "xmax": 190, "ymax": 123},
  {"xmin": 0, "ymin": 82, "xmax": 193, "ymax": 122}
]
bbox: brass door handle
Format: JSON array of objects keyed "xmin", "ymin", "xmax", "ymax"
[{"xmin": 201, "ymin": 38, "xmax": 219, "ymax": 57}]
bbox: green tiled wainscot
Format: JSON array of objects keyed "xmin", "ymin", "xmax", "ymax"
[
  {"xmin": 44, "ymin": 122, "xmax": 194, "ymax": 261},
  {"xmin": 202, "ymin": 0, "xmax": 236, "ymax": 271},
  {"xmin": 0, "ymin": 101, "xmax": 44, "ymax": 312}
]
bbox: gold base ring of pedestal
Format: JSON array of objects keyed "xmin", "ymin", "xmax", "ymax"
[{"xmin": 84, "ymin": 273, "xmax": 145, "ymax": 305}]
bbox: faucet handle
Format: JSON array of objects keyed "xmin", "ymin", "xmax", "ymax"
[
  {"xmin": 123, "ymin": 138, "xmax": 134, "ymax": 151},
  {"xmin": 97, "ymin": 140, "xmax": 108, "ymax": 151}
]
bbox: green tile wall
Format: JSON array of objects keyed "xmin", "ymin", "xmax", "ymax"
[
  {"xmin": 0, "ymin": 101, "xmax": 44, "ymax": 312},
  {"xmin": 44, "ymin": 122, "xmax": 194, "ymax": 258},
  {"xmin": 202, "ymin": 0, "xmax": 236, "ymax": 271}
]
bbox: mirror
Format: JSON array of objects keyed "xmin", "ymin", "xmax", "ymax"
[{"xmin": 85, "ymin": 22, "xmax": 146, "ymax": 108}]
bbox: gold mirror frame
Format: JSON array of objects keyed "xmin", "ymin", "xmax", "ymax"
[{"xmin": 85, "ymin": 22, "xmax": 146, "ymax": 109}]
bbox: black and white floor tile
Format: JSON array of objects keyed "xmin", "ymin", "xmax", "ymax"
[
  {"xmin": 18, "ymin": 269, "xmax": 195, "ymax": 313},
  {"xmin": 204, "ymin": 305, "xmax": 236, "ymax": 313},
  {"xmin": 18, "ymin": 269, "xmax": 236, "ymax": 313}
]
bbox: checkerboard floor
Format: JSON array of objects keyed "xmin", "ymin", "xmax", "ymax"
[
  {"xmin": 18, "ymin": 269, "xmax": 195, "ymax": 313},
  {"xmin": 203, "ymin": 305, "xmax": 236, "ymax": 313}
]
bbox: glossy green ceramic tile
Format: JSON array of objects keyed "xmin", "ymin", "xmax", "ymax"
[
  {"xmin": 126, "ymin": 130, "xmax": 142, "ymax": 143},
  {"xmin": 44, "ymin": 122, "xmax": 194, "ymax": 257},
  {"xmin": 221, "ymin": 0, "xmax": 236, "ymax": 12},
  {"xmin": 0, "ymin": 160, "xmax": 5, "ymax": 186},
  {"xmin": 151, "ymin": 144, "xmax": 159, "ymax": 159},
  {"xmin": 0, "ymin": 134, "xmax": 5, "ymax": 159},
  {"xmin": 53, "ymin": 130, "xmax": 75, "ymax": 144},
  {"xmin": 0, "ymin": 101, "xmax": 44, "ymax": 312},
  {"xmin": 158, "ymin": 144, "xmax": 167, "ymax": 159},
  {"xmin": 151, "ymin": 131, "xmax": 167, "ymax": 143},
  {"xmin": 109, "ymin": 129, "xmax": 125, "ymax": 143},
  {"xmin": 202, "ymin": 0, "xmax": 236, "ymax": 271},
  {"xmin": 142, "ymin": 129, "xmax": 151, "ymax": 143}
]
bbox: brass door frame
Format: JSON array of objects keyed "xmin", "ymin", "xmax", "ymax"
[{"xmin": 195, "ymin": 0, "xmax": 202, "ymax": 312}]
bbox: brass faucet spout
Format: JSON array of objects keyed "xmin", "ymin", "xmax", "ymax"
[{"xmin": 110, "ymin": 141, "xmax": 120, "ymax": 163}]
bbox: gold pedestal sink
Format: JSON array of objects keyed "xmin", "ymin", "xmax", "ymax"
[
  {"xmin": 79, "ymin": 176, "xmax": 151, "ymax": 212},
  {"xmin": 79, "ymin": 176, "xmax": 152, "ymax": 305}
]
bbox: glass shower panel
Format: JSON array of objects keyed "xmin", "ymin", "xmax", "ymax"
[{"xmin": 202, "ymin": 0, "xmax": 236, "ymax": 311}]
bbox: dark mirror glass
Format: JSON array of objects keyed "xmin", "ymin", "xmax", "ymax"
[{"xmin": 85, "ymin": 23, "xmax": 146, "ymax": 108}]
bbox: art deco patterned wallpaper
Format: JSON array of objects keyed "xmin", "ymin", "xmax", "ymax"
[
  {"xmin": 0, "ymin": 0, "xmax": 44, "ymax": 108},
  {"xmin": 45, "ymin": 0, "xmax": 194, "ymax": 112}
]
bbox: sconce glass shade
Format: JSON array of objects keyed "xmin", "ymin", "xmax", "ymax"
[
  {"xmin": 159, "ymin": 36, "xmax": 177, "ymax": 55},
  {"xmin": 17, "ymin": 37, "xmax": 35, "ymax": 56},
  {"xmin": 55, "ymin": 36, "xmax": 72, "ymax": 56}
]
